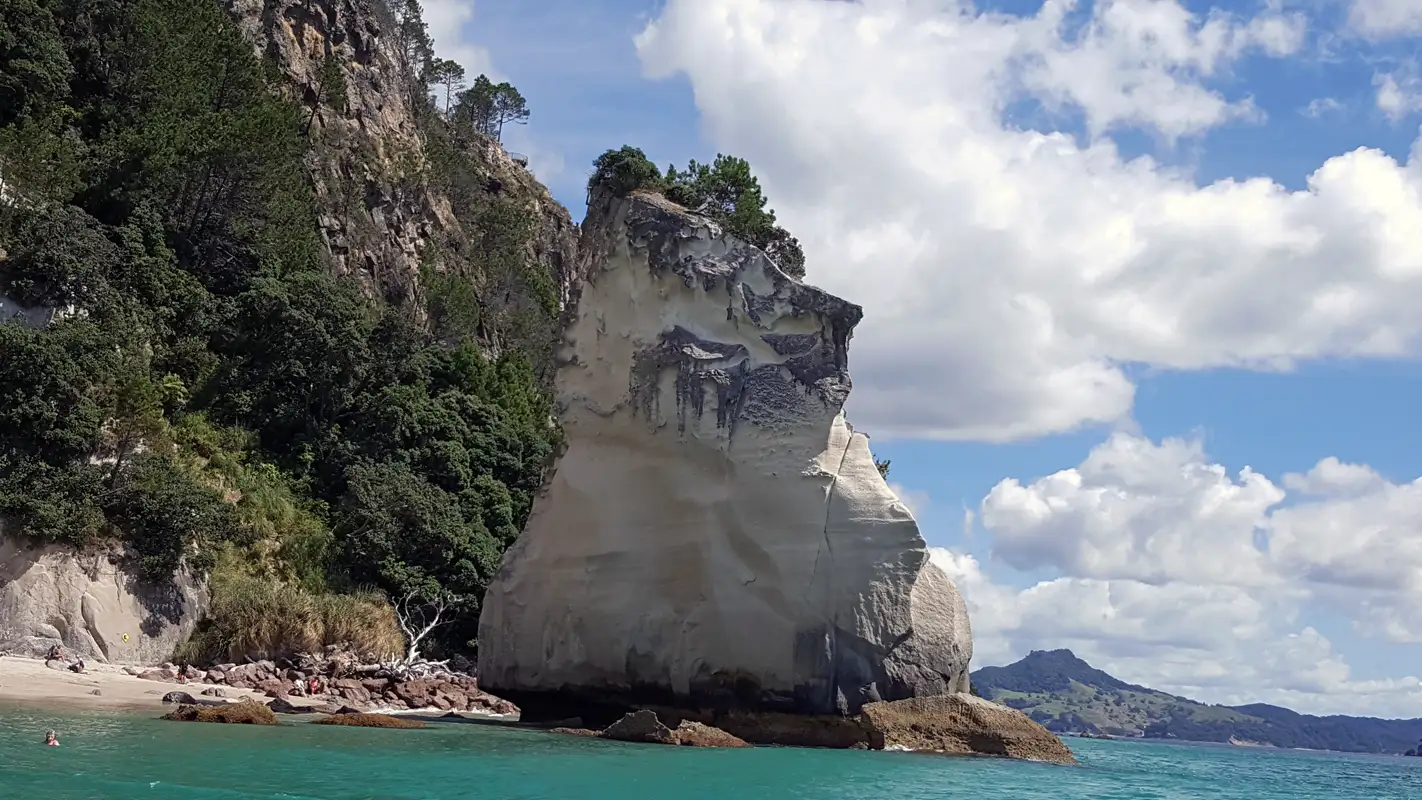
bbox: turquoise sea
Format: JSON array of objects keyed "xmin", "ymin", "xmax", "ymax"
[{"xmin": 2, "ymin": 703, "xmax": 1419, "ymax": 799}]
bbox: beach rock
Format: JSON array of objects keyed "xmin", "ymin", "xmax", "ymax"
[
  {"xmin": 311, "ymin": 713, "xmax": 425, "ymax": 729},
  {"xmin": 477, "ymin": 190, "xmax": 973, "ymax": 719},
  {"xmin": 137, "ymin": 668, "xmax": 177, "ymax": 682},
  {"xmin": 89, "ymin": 688, "xmax": 102, "ymax": 696},
  {"xmin": 44, "ymin": 659, "xmax": 66, "ymax": 671},
  {"xmin": 671, "ymin": 721, "xmax": 752, "ymax": 748},
  {"xmin": 201, "ymin": 688, "xmax": 226, "ymax": 698},
  {"xmin": 182, "ymin": 665, "xmax": 206, "ymax": 681},
  {"xmin": 268, "ymin": 696, "xmax": 316, "ymax": 714},
  {"xmin": 161, "ymin": 691, "xmax": 199, "ymax": 704},
  {"xmin": 603, "ymin": 711, "xmax": 679, "ymax": 744},
  {"xmin": 859, "ymin": 695, "xmax": 1077, "ymax": 765},
  {"xmin": 162, "ymin": 700, "xmax": 278, "ymax": 725},
  {"xmin": 205, "ymin": 669, "xmax": 225, "ymax": 684}
]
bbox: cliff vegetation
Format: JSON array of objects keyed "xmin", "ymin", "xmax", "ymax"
[{"xmin": 0, "ymin": 0, "xmax": 560, "ymax": 657}]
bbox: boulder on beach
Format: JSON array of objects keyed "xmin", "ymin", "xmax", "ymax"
[
  {"xmin": 162, "ymin": 700, "xmax": 278, "ymax": 725},
  {"xmin": 310, "ymin": 713, "xmax": 426, "ymax": 729},
  {"xmin": 268, "ymin": 696, "xmax": 316, "ymax": 714},
  {"xmin": 161, "ymin": 691, "xmax": 198, "ymax": 705}
]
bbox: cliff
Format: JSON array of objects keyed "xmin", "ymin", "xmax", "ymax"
[
  {"xmin": 223, "ymin": 0, "xmax": 579, "ymax": 330},
  {"xmin": 477, "ymin": 190, "xmax": 974, "ymax": 721}
]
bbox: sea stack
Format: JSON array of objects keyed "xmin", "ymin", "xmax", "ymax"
[{"xmin": 477, "ymin": 189, "xmax": 974, "ymax": 726}]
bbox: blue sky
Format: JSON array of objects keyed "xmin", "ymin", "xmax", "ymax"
[{"xmin": 433, "ymin": 0, "xmax": 1422, "ymax": 715}]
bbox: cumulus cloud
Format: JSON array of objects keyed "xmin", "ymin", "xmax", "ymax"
[
  {"xmin": 947, "ymin": 434, "xmax": 1422, "ymax": 715},
  {"xmin": 1375, "ymin": 68, "xmax": 1422, "ymax": 120},
  {"xmin": 1351, "ymin": 0, "xmax": 1422, "ymax": 39},
  {"xmin": 635, "ymin": 0, "xmax": 1422, "ymax": 442},
  {"xmin": 423, "ymin": 0, "xmax": 497, "ymax": 80}
]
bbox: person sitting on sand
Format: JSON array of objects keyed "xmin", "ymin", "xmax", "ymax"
[
  {"xmin": 44, "ymin": 731, "xmax": 59, "ymax": 747},
  {"xmin": 67, "ymin": 658, "xmax": 86, "ymax": 674}
]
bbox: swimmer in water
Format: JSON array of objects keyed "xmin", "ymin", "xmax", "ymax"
[{"xmin": 44, "ymin": 730, "xmax": 59, "ymax": 746}]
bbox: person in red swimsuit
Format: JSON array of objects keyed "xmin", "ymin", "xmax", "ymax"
[{"xmin": 44, "ymin": 731, "xmax": 59, "ymax": 746}]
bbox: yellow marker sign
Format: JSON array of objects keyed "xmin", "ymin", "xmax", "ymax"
[{"xmin": 121, "ymin": 633, "xmax": 130, "ymax": 643}]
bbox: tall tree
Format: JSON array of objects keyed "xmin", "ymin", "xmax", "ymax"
[
  {"xmin": 391, "ymin": 0, "xmax": 433, "ymax": 109},
  {"xmin": 427, "ymin": 58, "xmax": 465, "ymax": 113},
  {"xmin": 490, "ymin": 82, "xmax": 528, "ymax": 141}
]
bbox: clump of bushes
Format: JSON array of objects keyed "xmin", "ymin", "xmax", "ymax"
[{"xmin": 175, "ymin": 566, "xmax": 404, "ymax": 664}]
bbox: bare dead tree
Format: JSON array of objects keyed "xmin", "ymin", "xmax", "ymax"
[{"xmin": 392, "ymin": 592, "xmax": 450, "ymax": 673}]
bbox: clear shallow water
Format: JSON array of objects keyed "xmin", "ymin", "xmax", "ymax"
[{"xmin": 2, "ymin": 703, "xmax": 1419, "ymax": 799}]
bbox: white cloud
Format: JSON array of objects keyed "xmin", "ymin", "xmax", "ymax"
[
  {"xmin": 1351, "ymin": 0, "xmax": 1422, "ymax": 39},
  {"xmin": 636, "ymin": 0, "xmax": 1422, "ymax": 442},
  {"xmin": 948, "ymin": 434, "xmax": 1422, "ymax": 715},
  {"xmin": 1302, "ymin": 97, "xmax": 1343, "ymax": 118},
  {"xmin": 1375, "ymin": 68, "xmax": 1422, "ymax": 120},
  {"xmin": 423, "ymin": 0, "xmax": 497, "ymax": 80}
]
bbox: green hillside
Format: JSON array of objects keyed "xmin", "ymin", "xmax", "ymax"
[{"xmin": 971, "ymin": 649, "xmax": 1422, "ymax": 755}]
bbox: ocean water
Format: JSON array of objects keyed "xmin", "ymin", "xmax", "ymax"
[{"xmin": 1, "ymin": 703, "xmax": 1419, "ymax": 800}]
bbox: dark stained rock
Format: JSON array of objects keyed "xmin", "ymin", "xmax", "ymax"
[
  {"xmin": 268, "ymin": 696, "xmax": 316, "ymax": 714},
  {"xmin": 161, "ymin": 691, "xmax": 198, "ymax": 705}
]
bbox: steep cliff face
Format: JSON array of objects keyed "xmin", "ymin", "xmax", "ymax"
[
  {"xmin": 477, "ymin": 190, "xmax": 974, "ymax": 720},
  {"xmin": 0, "ymin": 534, "xmax": 206, "ymax": 664},
  {"xmin": 222, "ymin": 0, "xmax": 578, "ymax": 313}
]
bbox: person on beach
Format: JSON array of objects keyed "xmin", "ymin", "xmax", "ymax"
[{"xmin": 44, "ymin": 731, "xmax": 59, "ymax": 746}]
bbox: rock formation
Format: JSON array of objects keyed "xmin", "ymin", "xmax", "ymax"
[
  {"xmin": 477, "ymin": 189, "xmax": 974, "ymax": 724},
  {"xmin": 222, "ymin": 0, "xmax": 578, "ymax": 313},
  {"xmin": 0, "ymin": 534, "xmax": 206, "ymax": 664}
]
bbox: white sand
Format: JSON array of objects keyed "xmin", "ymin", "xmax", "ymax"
[{"xmin": 0, "ymin": 655, "xmax": 269, "ymax": 711}]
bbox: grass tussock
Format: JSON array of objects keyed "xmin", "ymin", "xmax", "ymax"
[
  {"xmin": 162, "ymin": 701, "xmax": 278, "ymax": 725},
  {"xmin": 310, "ymin": 713, "xmax": 426, "ymax": 729},
  {"xmin": 176, "ymin": 561, "xmax": 404, "ymax": 664}
]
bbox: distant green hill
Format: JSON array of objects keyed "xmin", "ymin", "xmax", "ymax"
[{"xmin": 970, "ymin": 649, "xmax": 1422, "ymax": 755}]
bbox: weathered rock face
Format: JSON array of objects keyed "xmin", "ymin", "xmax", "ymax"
[
  {"xmin": 221, "ymin": 0, "xmax": 579, "ymax": 314},
  {"xmin": 0, "ymin": 535, "xmax": 206, "ymax": 664},
  {"xmin": 477, "ymin": 190, "xmax": 973, "ymax": 720}
]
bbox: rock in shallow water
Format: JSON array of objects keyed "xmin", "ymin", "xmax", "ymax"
[
  {"xmin": 860, "ymin": 695, "xmax": 1077, "ymax": 765},
  {"xmin": 162, "ymin": 700, "xmax": 277, "ymax": 725},
  {"xmin": 478, "ymin": 189, "xmax": 973, "ymax": 722}
]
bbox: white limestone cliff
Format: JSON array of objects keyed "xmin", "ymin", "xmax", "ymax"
[
  {"xmin": 477, "ymin": 190, "xmax": 973, "ymax": 718},
  {"xmin": 0, "ymin": 533, "xmax": 207, "ymax": 664}
]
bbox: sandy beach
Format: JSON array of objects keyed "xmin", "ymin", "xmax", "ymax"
[{"xmin": 0, "ymin": 655, "xmax": 272, "ymax": 711}]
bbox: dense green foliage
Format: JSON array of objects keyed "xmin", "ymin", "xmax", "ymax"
[
  {"xmin": 972, "ymin": 649, "xmax": 1422, "ymax": 754},
  {"xmin": 588, "ymin": 146, "xmax": 807, "ymax": 279},
  {"xmin": 0, "ymin": 0, "xmax": 558, "ymax": 655},
  {"xmin": 451, "ymin": 75, "xmax": 530, "ymax": 142}
]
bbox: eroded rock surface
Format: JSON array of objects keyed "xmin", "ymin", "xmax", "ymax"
[
  {"xmin": 0, "ymin": 535, "xmax": 206, "ymax": 664},
  {"xmin": 477, "ymin": 190, "xmax": 973, "ymax": 721},
  {"xmin": 861, "ymin": 694, "xmax": 1077, "ymax": 765}
]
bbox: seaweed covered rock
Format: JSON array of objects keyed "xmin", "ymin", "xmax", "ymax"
[
  {"xmin": 162, "ymin": 700, "xmax": 278, "ymax": 725},
  {"xmin": 478, "ymin": 189, "xmax": 973, "ymax": 721}
]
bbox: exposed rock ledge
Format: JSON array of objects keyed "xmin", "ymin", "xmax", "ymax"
[
  {"xmin": 0, "ymin": 534, "xmax": 205, "ymax": 664},
  {"xmin": 477, "ymin": 190, "xmax": 981, "ymax": 737}
]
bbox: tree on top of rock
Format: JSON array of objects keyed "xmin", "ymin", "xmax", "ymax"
[
  {"xmin": 664, "ymin": 155, "xmax": 806, "ymax": 280},
  {"xmin": 426, "ymin": 57, "xmax": 465, "ymax": 112},
  {"xmin": 585, "ymin": 147, "xmax": 807, "ymax": 279}
]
